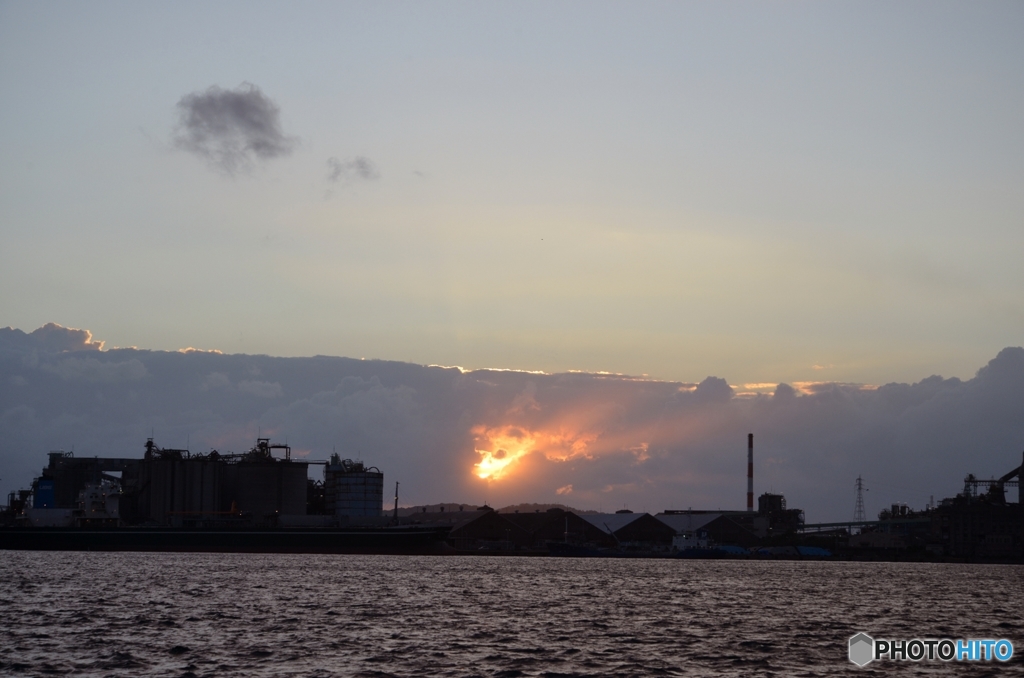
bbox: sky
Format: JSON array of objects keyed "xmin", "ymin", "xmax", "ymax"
[
  {"xmin": 1, "ymin": 3, "xmax": 1023, "ymax": 519},
  {"xmin": 1, "ymin": 2, "xmax": 1022, "ymax": 386}
]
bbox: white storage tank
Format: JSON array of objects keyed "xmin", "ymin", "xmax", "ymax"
[{"xmin": 324, "ymin": 455, "xmax": 383, "ymax": 517}]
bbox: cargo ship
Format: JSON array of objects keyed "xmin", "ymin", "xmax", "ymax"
[
  {"xmin": 0, "ymin": 438, "xmax": 452, "ymax": 555},
  {"xmin": 0, "ymin": 525, "xmax": 452, "ymax": 554}
]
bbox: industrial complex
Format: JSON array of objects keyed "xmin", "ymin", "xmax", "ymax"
[
  {"xmin": 0, "ymin": 438, "xmax": 450, "ymax": 554},
  {"xmin": 2, "ymin": 434, "xmax": 1022, "ymax": 561},
  {"xmin": 17, "ymin": 438, "xmax": 383, "ymax": 528}
]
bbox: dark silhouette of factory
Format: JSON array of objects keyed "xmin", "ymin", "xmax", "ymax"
[
  {"xmin": 23, "ymin": 438, "xmax": 384, "ymax": 528},
  {"xmin": 3, "ymin": 434, "xmax": 1022, "ymax": 561},
  {"xmin": 397, "ymin": 435, "xmax": 1023, "ymax": 561},
  {"xmin": 832, "ymin": 455, "xmax": 1024, "ymax": 560},
  {"xmin": 0, "ymin": 438, "xmax": 454, "ymax": 554},
  {"xmin": 396, "ymin": 435, "xmax": 804, "ymax": 554}
]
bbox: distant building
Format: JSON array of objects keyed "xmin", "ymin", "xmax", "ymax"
[
  {"xmin": 502, "ymin": 508, "xmax": 615, "ymax": 549},
  {"xmin": 579, "ymin": 512, "xmax": 676, "ymax": 551},
  {"xmin": 423, "ymin": 507, "xmax": 676, "ymax": 553},
  {"xmin": 27, "ymin": 438, "xmax": 309, "ymax": 527},
  {"xmin": 756, "ymin": 493, "xmax": 804, "ymax": 536},
  {"xmin": 932, "ymin": 492, "xmax": 1023, "ymax": 560},
  {"xmin": 657, "ymin": 493, "xmax": 803, "ymax": 548},
  {"xmin": 443, "ymin": 507, "xmax": 532, "ymax": 551},
  {"xmin": 929, "ymin": 454, "xmax": 1023, "ymax": 559}
]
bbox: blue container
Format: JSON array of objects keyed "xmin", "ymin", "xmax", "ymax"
[{"xmin": 34, "ymin": 479, "xmax": 55, "ymax": 508}]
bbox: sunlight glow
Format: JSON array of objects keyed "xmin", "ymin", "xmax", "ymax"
[
  {"xmin": 473, "ymin": 425, "xmax": 537, "ymax": 480},
  {"xmin": 472, "ymin": 424, "xmax": 603, "ymax": 481}
]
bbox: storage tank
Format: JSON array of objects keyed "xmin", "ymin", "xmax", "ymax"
[
  {"xmin": 142, "ymin": 457, "xmax": 226, "ymax": 524},
  {"xmin": 220, "ymin": 439, "xmax": 308, "ymax": 519},
  {"xmin": 324, "ymin": 455, "xmax": 383, "ymax": 517},
  {"xmin": 138, "ymin": 438, "xmax": 307, "ymax": 524}
]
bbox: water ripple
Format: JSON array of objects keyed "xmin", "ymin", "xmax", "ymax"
[{"xmin": 0, "ymin": 553, "xmax": 1021, "ymax": 676}]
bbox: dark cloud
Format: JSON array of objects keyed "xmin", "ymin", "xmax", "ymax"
[
  {"xmin": 237, "ymin": 379, "xmax": 284, "ymax": 398},
  {"xmin": 262, "ymin": 376, "xmax": 422, "ymax": 461},
  {"xmin": 173, "ymin": 83, "xmax": 298, "ymax": 174},
  {"xmin": 327, "ymin": 156, "xmax": 379, "ymax": 183},
  {"xmin": 693, "ymin": 376, "xmax": 733, "ymax": 403},
  {"xmin": 2, "ymin": 323, "xmax": 1023, "ymax": 522},
  {"xmin": 40, "ymin": 357, "xmax": 147, "ymax": 382},
  {"xmin": 773, "ymin": 383, "xmax": 797, "ymax": 400}
]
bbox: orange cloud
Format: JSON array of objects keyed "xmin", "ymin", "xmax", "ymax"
[
  {"xmin": 472, "ymin": 425, "xmax": 538, "ymax": 480},
  {"xmin": 792, "ymin": 381, "xmax": 879, "ymax": 395},
  {"xmin": 627, "ymin": 443, "xmax": 650, "ymax": 462},
  {"xmin": 472, "ymin": 424, "xmax": 599, "ymax": 480}
]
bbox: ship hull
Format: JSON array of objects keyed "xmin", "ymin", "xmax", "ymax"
[{"xmin": 0, "ymin": 526, "xmax": 452, "ymax": 555}]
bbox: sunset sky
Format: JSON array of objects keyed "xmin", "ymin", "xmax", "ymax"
[
  {"xmin": 2, "ymin": 2, "xmax": 1022, "ymax": 387},
  {"xmin": 2, "ymin": 4, "xmax": 1024, "ymax": 519}
]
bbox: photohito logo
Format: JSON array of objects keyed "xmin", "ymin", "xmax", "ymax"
[{"xmin": 849, "ymin": 633, "xmax": 1014, "ymax": 666}]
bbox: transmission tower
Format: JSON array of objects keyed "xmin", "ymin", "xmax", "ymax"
[{"xmin": 853, "ymin": 475, "xmax": 866, "ymax": 522}]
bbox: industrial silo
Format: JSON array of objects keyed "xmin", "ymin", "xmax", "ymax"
[
  {"xmin": 221, "ymin": 439, "xmax": 309, "ymax": 520},
  {"xmin": 324, "ymin": 455, "xmax": 383, "ymax": 517}
]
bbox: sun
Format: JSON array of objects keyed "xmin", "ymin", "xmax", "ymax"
[{"xmin": 472, "ymin": 425, "xmax": 536, "ymax": 480}]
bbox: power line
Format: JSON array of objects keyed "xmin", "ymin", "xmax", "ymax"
[
  {"xmin": 860, "ymin": 478, "xmax": 940, "ymax": 500},
  {"xmin": 853, "ymin": 475, "xmax": 866, "ymax": 522}
]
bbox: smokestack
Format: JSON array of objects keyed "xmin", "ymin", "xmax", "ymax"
[{"xmin": 747, "ymin": 433, "xmax": 754, "ymax": 512}]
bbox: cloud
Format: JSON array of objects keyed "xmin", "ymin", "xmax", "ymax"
[
  {"xmin": 261, "ymin": 376, "xmax": 422, "ymax": 460},
  {"xmin": 173, "ymin": 83, "xmax": 298, "ymax": 174},
  {"xmin": 0, "ymin": 323, "xmax": 103, "ymax": 353},
  {"xmin": 791, "ymin": 381, "xmax": 877, "ymax": 395},
  {"xmin": 773, "ymin": 383, "xmax": 797, "ymax": 400},
  {"xmin": 2, "ymin": 323, "xmax": 1024, "ymax": 522},
  {"xmin": 39, "ymin": 357, "xmax": 148, "ymax": 382},
  {"xmin": 238, "ymin": 380, "xmax": 284, "ymax": 398},
  {"xmin": 327, "ymin": 156, "xmax": 379, "ymax": 183},
  {"xmin": 200, "ymin": 372, "xmax": 232, "ymax": 392},
  {"xmin": 1, "ymin": 405, "xmax": 36, "ymax": 430},
  {"xmin": 692, "ymin": 376, "xmax": 733, "ymax": 403}
]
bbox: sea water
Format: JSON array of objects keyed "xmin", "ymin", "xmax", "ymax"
[{"xmin": 1, "ymin": 552, "xmax": 1022, "ymax": 676}]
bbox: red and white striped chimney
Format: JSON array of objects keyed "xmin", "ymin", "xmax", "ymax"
[{"xmin": 747, "ymin": 433, "xmax": 754, "ymax": 512}]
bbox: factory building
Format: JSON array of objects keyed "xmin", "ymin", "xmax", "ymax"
[
  {"xmin": 222, "ymin": 443, "xmax": 309, "ymax": 519},
  {"xmin": 135, "ymin": 441, "xmax": 225, "ymax": 524},
  {"xmin": 653, "ymin": 435, "xmax": 804, "ymax": 547},
  {"xmin": 406, "ymin": 506, "xmax": 616, "ymax": 552},
  {"xmin": 756, "ymin": 493, "xmax": 805, "ymax": 536},
  {"xmin": 579, "ymin": 511, "xmax": 676, "ymax": 550},
  {"xmin": 444, "ymin": 510, "xmax": 532, "ymax": 553},
  {"xmin": 28, "ymin": 438, "xmax": 310, "ymax": 527},
  {"xmin": 502, "ymin": 508, "xmax": 616, "ymax": 549},
  {"xmin": 656, "ymin": 511, "xmax": 729, "ymax": 549},
  {"xmin": 930, "ymin": 452, "xmax": 1023, "ymax": 560},
  {"xmin": 33, "ymin": 452, "xmax": 138, "ymax": 511},
  {"xmin": 657, "ymin": 510, "xmax": 767, "ymax": 548},
  {"xmin": 429, "ymin": 507, "xmax": 677, "ymax": 553},
  {"xmin": 657, "ymin": 494, "xmax": 803, "ymax": 548}
]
